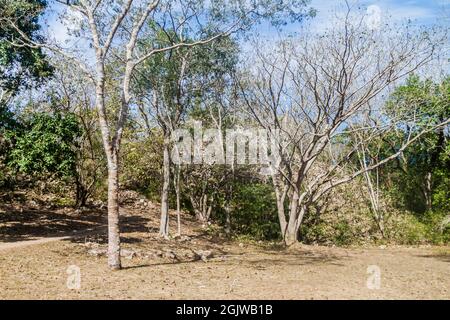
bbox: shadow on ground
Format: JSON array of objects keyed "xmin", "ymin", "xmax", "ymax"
[
  {"xmin": 67, "ymin": 214, "xmax": 152, "ymax": 245},
  {"xmin": 417, "ymin": 254, "xmax": 450, "ymax": 263},
  {"xmin": 0, "ymin": 206, "xmax": 107, "ymax": 242}
]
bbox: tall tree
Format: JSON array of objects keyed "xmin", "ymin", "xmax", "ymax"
[{"xmin": 135, "ymin": 33, "xmax": 239, "ymax": 237}]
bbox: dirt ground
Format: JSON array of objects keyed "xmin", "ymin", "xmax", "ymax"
[{"xmin": 0, "ymin": 202, "xmax": 449, "ymax": 300}]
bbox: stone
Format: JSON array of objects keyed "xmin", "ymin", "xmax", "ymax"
[
  {"xmin": 120, "ymin": 249, "xmax": 139, "ymax": 259},
  {"xmin": 163, "ymin": 250, "xmax": 177, "ymax": 260},
  {"xmin": 194, "ymin": 250, "xmax": 213, "ymax": 262},
  {"xmin": 87, "ymin": 248, "xmax": 107, "ymax": 257},
  {"xmin": 175, "ymin": 235, "xmax": 191, "ymax": 242}
]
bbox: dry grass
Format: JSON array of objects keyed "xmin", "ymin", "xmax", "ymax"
[{"xmin": 0, "ymin": 203, "xmax": 449, "ymax": 299}]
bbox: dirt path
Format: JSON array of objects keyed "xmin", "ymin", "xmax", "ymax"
[
  {"xmin": 0, "ymin": 226, "xmax": 106, "ymax": 251},
  {"xmin": 0, "ymin": 235, "xmax": 71, "ymax": 251}
]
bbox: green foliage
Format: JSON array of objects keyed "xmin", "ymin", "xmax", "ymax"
[
  {"xmin": 379, "ymin": 75, "xmax": 449, "ymax": 213},
  {"xmin": 432, "ymin": 145, "xmax": 450, "ymax": 212},
  {"xmin": 0, "ymin": 0, "xmax": 53, "ymax": 93},
  {"xmin": 386, "ymin": 75, "xmax": 449, "ymax": 126},
  {"xmin": 383, "ymin": 208, "xmax": 448, "ymax": 245},
  {"xmin": 421, "ymin": 210, "xmax": 450, "ymax": 244},
  {"xmin": 135, "ymin": 30, "xmax": 240, "ymax": 133},
  {"xmin": 0, "ymin": 104, "xmax": 20, "ymax": 131},
  {"xmin": 0, "ymin": 0, "xmax": 53, "ymax": 188},
  {"xmin": 400, "ymin": 218, "xmax": 429, "ymax": 244},
  {"xmin": 206, "ymin": 0, "xmax": 315, "ymax": 32},
  {"xmin": 9, "ymin": 112, "xmax": 82, "ymax": 179},
  {"xmin": 226, "ymin": 183, "xmax": 280, "ymax": 240},
  {"xmin": 120, "ymin": 132, "xmax": 163, "ymax": 200}
]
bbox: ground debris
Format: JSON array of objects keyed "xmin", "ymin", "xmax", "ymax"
[
  {"xmin": 193, "ymin": 250, "xmax": 214, "ymax": 262},
  {"xmin": 174, "ymin": 235, "xmax": 192, "ymax": 242},
  {"xmin": 120, "ymin": 249, "xmax": 140, "ymax": 259},
  {"xmin": 84, "ymin": 246, "xmax": 215, "ymax": 261},
  {"xmin": 87, "ymin": 248, "xmax": 107, "ymax": 257}
]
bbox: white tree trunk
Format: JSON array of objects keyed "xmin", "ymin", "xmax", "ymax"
[
  {"xmin": 159, "ymin": 138, "xmax": 170, "ymax": 238},
  {"xmin": 175, "ymin": 165, "xmax": 181, "ymax": 236},
  {"xmin": 107, "ymin": 158, "xmax": 121, "ymax": 269}
]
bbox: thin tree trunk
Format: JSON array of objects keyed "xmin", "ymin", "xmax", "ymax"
[
  {"xmin": 95, "ymin": 73, "xmax": 122, "ymax": 270},
  {"xmin": 224, "ymin": 205, "xmax": 231, "ymax": 236},
  {"xmin": 75, "ymin": 174, "xmax": 89, "ymax": 208},
  {"xmin": 159, "ymin": 137, "xmax": 170, "ymax": 238},
  {"xmin": 424, "ymin": 172, "xmax": 432, "ymax": 211},
  {"xmin": 107, "ymin": 156, "xmax": 121, "ymax": 270},
  {"xmin": 176, "ymin": 191, "xmax": 181, "ymax": 236},
  {"xmin": 175, "ymin": 165, "xmax": 181, "ymax": 236}
]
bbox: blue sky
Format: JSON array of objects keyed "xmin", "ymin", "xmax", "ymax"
[
  {"xmin": 45, "ymin": 0, "xmax": 450, "ymax": 44},
  {"xmin": 252, "ymin": 0, "xmax": 450, "ymax": 36},
  {"xmin": 312, "ymin": 0, "xmax": 449, "ymax": 26}
]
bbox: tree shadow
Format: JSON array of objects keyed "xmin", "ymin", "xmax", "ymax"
[
  {"xmin": 68, "ymin": 214, "xmax": 154, "ymax": 245},
  {"xmin": 122, "ymin": 259, "xmax": 203, "ymax": 270},
  {"xmin": 239, "ymin": 245, "xmax": 349, "ymax": 267},
  {"xmin": 0, "ymin": 205, "xmax": 156, "ymax": 244},
  {"xmin": 0, "ymin": 206, "xmax": 106, "ymax": 242},
  {"xmin": 241, "ymin": 253, "xmax": 345, "ymax": 267},
  {"xmin": 118, "ymin": 244, "xmax": 345, "ymax": 271},
  {"xmin": 416, "ymin": 254, "xmax": 450, "ymax": 263}
]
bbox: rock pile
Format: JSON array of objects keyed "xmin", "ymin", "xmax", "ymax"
[{"xmin": 83, "ymin": 242, "xmax": 217, "ymax": 262}]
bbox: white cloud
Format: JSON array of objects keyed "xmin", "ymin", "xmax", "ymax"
[
  {"xmin": 47, "ymin": 18, "xmax": 70, "ymax": 44},
  {"xmin": 306, "ymin": 0, "xmax": 444, "ymax": 34}
]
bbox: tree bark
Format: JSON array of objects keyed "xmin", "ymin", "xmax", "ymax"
[
  {"xmin": 107, "ymin": 156, "xmax": 121, "ymax": 270},
  {"xmin": 95, "ymin": 70, "xmax": 122, "ymax": 269},
  {"xmin": 424, "ymin": 172, "xmax": 432, "ymax": 211},
  {"xmin": 272, "ymin": 175, "xmax": 288, "ymax": 244},
  {"xmin": 283, "ymin": 223, "xmax": 298, "ymax": 246},
  {"xmin": 224, "ymin": 204, "xmax": 231, "ymax": 236},
  {"xmin": 174, "ymin": 165, "xmax": 181, "ymax": 235},
  {"xmin": 176, "ymin": 190, "xmax": 181, "ymax": 236},
  {"xmin": 282, "ymin": 197, "xmax": 308, "ymax": 246},
  {"xmin": 75, "ymin": 176, "xmax": 88, "ymax": 208},
  {"xmin": 159, "ymin": 137, "xmax": 170, "ymax": 238},
  {"xmin": 282, "ymin": 190, "xmax": 300, "ymax": 245}
]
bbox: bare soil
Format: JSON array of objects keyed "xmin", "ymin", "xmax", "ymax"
[{"xmin": 0, "ymin": 202, "xmax": 449, "ymax": 300}]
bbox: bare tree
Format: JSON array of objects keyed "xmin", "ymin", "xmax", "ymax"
[{"xmin": 239, "ymin": 6, "xmax": 449, "ymax": 245}]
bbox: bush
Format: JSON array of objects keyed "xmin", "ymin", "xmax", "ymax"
[
  {"xmin": 223, "ymin": 183, "xmax": 280, "ymax": 241},
  {"xmin": 9, "ymin": 112, "xmax": 81, "ymax": 179},
  {"xmin": 120, "ymin": 134, "xmax": 163, "ymax": 201}
]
